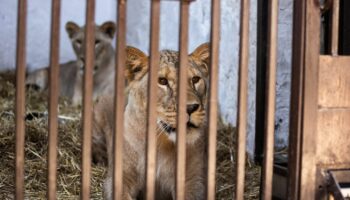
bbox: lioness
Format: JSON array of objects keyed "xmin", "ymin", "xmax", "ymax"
[
  {"xmin": 92, "ymin": 43, "xmax": 210, "ymax": 200},
  {"xmin": 25, "ymin": 21, "xmax": 116, "ymax": 105}
]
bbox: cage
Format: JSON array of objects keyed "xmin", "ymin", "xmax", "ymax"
[{"xmin": 0, "ymin": 0, "xmax": 349, "ymax": 199}]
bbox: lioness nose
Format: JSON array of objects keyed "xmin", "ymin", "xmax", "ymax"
[{"xmin": 187, "ymin": 104, "xmax": 199, "ymax": 115}]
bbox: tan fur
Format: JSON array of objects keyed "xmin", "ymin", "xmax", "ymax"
[
  {"xmin": 25, "ymin": 21, "xmax": 117, "ymax": 105},
  {"xmin": 92, "ymin": 43, "xmax": 210, "ymax": 200}
]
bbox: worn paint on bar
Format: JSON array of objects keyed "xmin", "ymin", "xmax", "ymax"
[
  {"xmin": 47, "ymin": 0, "xmax": 61, "ymax": 199},
  {"xmin": 235, "ymin": 0, "xmax": 250, "ymax": 199},
  {"xmin": 145, "ymin": 1, "xmax": 160, "ymax": 200},
  {"xmin": 81, "ymin": 0, "xmax": 95, "ymax": 199}
]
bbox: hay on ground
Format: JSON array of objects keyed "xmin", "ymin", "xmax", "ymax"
[{"xmin": 0, "ymin": 72, "xmax": 260, "ymax": 199}]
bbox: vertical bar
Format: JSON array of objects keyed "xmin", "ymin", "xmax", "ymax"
[
  {"xmin": 206, "ymin": 0, "xmax": 220, "ymax": 199},
  {"xmin": 339, "ymin": 0, "xmax": 350, "ymax": 55},
  {"xmin": 298, "ymin": 1, "xmax": 320, "ymax": 199},
  {"xmin": 145, "ymin": 0, "xmax": 160, "ymax": 199},
  {"xmin": 287, "ymin": 0, "xmax": 305, "ymax": 198},
  {"xmin": 81, "ymin": 0, "xmax": 95, "ymax": 199},
  {"xmin": 112, "ymin": 0, "xmax": 126, "ymax": 199},
  {"xmin": 47, "ymin": 0, "xmax": 61, "ymax": 199},
  {"xmin": 254, "ymin": 0, "xmax": 268, "ymax": 164},
  {"xmin": 235, "ymin": 0, "xmax": 250, "ymax": 199},
  {"xmin": 176, "ymin": 1, "xmax": 190, "ymax": 200},
  {"xmin": 261, "ymin": 0, "xmax": 278, "ymax": 199},
  {"xmin": 15, "ymin": 0, "xmax": 27, "ymax": 199},
  {"xmin": 331, "ymin": 0, "xmax": 339, "ymax": 55}
]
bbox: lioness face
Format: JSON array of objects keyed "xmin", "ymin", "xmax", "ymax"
[
  {"xmin": 126, "ymin": 43, "xmax": 210, "ymax": 144},
  {"xmin": 65, "ymin": 21, "xmax": 116, "ymax": 74}
]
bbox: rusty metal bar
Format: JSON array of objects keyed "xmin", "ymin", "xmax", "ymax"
[
  {"xmin": 47, "ymin": 0, "xmax": 61, "ymax": 199},
  {"xmin": 15, "ymin": 0, "xmax": 27, "ymax": 199},
  {"xmin": 206, "ymin": 0, "xmax": 220, "ymax": 199},
  {"xmin": 235, "ymin": 0, "xmax": 250, "ymax": 199},
  {"xmin": 145, "ymin": 0, "xmax": 160, "ymax": 199},
  {"xmin": 261, "ymin": 0, "xmax": 278, "ymax": 199},
  {"xmin": 175, "ymin": 1, "xmax": 190, "ymax": 199},
  {"xmin": 81, "ymin": 0, "xmax": 95, "ymax": 199},
  {"xmin": 287, "ymin": 0, "xmax": 305, "ymax": 198},
  {"xmin": 331, "ymin": 0, "xmax": 339, "ymax": 55},
  {"xmin": 112, "ymin": 0, "xmax": 127, "ymax": 199}
]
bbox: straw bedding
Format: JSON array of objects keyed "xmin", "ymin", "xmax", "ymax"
[{"xmin": 0, "ymin": 72, "xmax": 260, "ymax": 199}]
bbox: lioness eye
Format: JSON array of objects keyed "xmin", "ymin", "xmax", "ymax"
[
  {"xmin": 192, "ymin": 76, "xmax": 200, "ymax": 84},
  {"xmin": 76, "ymin": 39, "xmax": 82, "ymax": 45},
  {"xmin": 158, "ymin": 77, "xmax": 168, "ymax": 86},
  {"xmin": 95, "ymin": 40, "xmax": 101, "ymax": 45}
]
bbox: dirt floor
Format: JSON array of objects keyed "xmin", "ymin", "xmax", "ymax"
[{"xmin": 0, "ymin": 72, "xmax": 260, "ymax": 199}]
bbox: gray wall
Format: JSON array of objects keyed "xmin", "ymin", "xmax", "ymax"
[
  {"xmin": 0, "ymin": 0, "xmax": 117, "ymax": 71},
  {"xmin": 0, "ymin": 0, "xmax": 293, "ymax": 156}
]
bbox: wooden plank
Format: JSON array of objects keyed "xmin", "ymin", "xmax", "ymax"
[
  {"xmin": 235, "ymin": 0, "xmax": 249, "ymax": 199},
  {"xmin": 317, "ymin": 109, "xmax": 350, "ymax": 165},
  {"xmin": 175, "ymin": 1, "xmax": 189, "ymax": 200},
  {"xmin": 15, "ymin": 0, "xmax": 27, "ymax": 199},
  {"xmin": 298, "ymin": 0, "xmax": 321, "ymax": 199},
  {"xmin": 112, "ymin": 0, "xmax": 127, "ymax": 199},
  {"xmin": 319, "ymin": 56, "xmax": 350, "ymax": 108},
  {"xmin": 81, "ymin": 0, "xmax": 95, "ymax": 199},
  {"xmin": 47, "ymin": 0, "xmax": 61, "ymax": 199}
]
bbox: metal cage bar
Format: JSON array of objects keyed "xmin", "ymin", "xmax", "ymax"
[
  {"xmin": 145, "ymin": 1, "xmax": 161, "ymax": 199},
  {"xmin": 235, "ymin": 0, "xmax": 250, "ymax": 199},
  {"xmin": 261, "ymin": 0, "xmax": 278, "ymax": 199},
  {"xmin": 8, "ymin": 0, "xmax": 307, "ymax": 199},
  {"xmin": 112, "ymin": 0, "xmax": 127, "ymax": 199},
  {"xmin": 15, "ymin": 0, "xmax": 27, "ymax": 199},
  {"xmin": 287, "ymin": 0, "xmax": 305, "ymax": 198},
  {"xmin": 47, "ymin": 0, "xmax": 61, "ymax": 199},
  {"xmin": 175, "ymin": 1, "xmax": 190, "ymax": 199},
  {"xmin": 206, "ymin": 0, "xmax": 220, "ymax": 199},
  {"xmin": 331, "ymin": 0, "xmax": 340, "ymax": 55},
  {"xmin": 81, "ymin": 0, "xmax": 95, "ymax": 199}
]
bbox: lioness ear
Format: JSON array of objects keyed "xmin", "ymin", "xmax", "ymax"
[
  {"xmin": 65, "ymin": 21, "xmax": 80, "ymax": 39},
  {"xmin": 190, "ymin": 43, "xmax": 210, "ymax": 75},
  {"xmin": 100, "ymin": 21, "xmax": 116, "ymax": 39},
  {"xmin": 125, "ymin": 46, "xmax": 148, "ymax": 82}
]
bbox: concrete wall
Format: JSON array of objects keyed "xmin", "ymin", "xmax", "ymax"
[
  {"xmin": 0, "ymin": 0, "xmax": 116, "ymax": 71},
  {"xmin": 0, "ymin": 0, "xmax": 293, "ymax": 155}
]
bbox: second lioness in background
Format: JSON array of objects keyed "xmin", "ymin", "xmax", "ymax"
[{"xmin": 25, "ymin": 21, "xmax": 116, "ymax": 105}]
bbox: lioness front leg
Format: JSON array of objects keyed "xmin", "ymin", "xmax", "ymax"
[
  {"xmin": 104, "ymin": 171, "xmax": 139, "ymax": 200},
  {"xmin": 185, "ymin": 177, "xmax": 205, "ymax": 200},
  {"xmin": 169, "ymin": 176, "xmax": 204, "ymax": 200}
]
